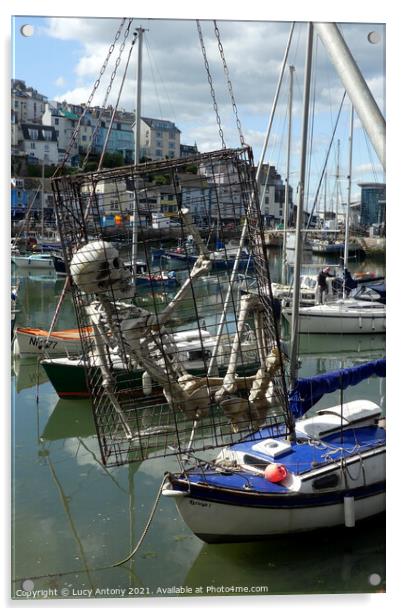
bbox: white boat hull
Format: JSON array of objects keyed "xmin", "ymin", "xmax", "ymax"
[
  {"xmin": 171, "ymin": 489, "xmax": 385, "ymax": 542},
  {"xmin": 12, "ymin": 255, "xmax": 55, "ymax": 269},
  {"xmin": 282, "ymin": 301, "xmax": 386, "ymax": 334},
  {"xmin": 13, "ymin": 329, "xmax": 84, "ymax": 356}
]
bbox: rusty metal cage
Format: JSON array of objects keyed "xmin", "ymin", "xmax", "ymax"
[{"xmin": 52, "ymin": 147, "xmax": 290, "ymax": 467}]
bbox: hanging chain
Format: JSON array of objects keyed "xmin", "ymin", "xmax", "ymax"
[
  {"xmin": 196, "ymin": 20, "xmax": 226, "ymax": 149},
  {"xmin": 213, "ymin": 21, "xmax": 245, "ymax": 147},
  {"xmin": 53, "ymin": 18, "xmax": 128, "ymax": 176},
  {"xmin": 81, "ymin": 19, "xmax": 134, "ymax": 171}
]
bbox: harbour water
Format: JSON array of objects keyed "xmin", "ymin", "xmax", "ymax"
[{"xmin": 11, "ymin": 249, "xmax": 386, "ymax": 599}]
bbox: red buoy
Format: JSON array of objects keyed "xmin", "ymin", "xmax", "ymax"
[{"xmin": 264, "ymin": 463, "xmax": 287, "ymax": 483}]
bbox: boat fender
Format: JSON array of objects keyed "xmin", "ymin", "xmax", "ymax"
[
  {"xmin": 142, "ymin": 371, "xmax": 152, "ymax": 396},
  {"xmin": 264, "ymin": 463, "xmax": 287, "ymax": 483},
  {"xmin": 344, "ymin": 495, "xmax": 355, "ymax": 527}
]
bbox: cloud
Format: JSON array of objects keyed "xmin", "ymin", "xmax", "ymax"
[
  {"xmin": 54, "ymin": 76, "xmax": 66, "ymax": 87},
  {"xmin": 43, "ymin": 17, "xmax": 385, "ymax": 190}
]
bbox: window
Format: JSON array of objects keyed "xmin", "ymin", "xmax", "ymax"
[
  {"xmin": 168, "ymin": 141, "xmax": 175, "ymax": 149},
  {"xmin": 43, "ymin": 130, "xmax": 53, "ymax": 141},
  {"xmin": 155, "ymin": 149, "xmax": 163, "ymax": 157},
  {"xmin": 82, "ymin": 135, "xmax": 87, "ymax": 142},
  {"xmin": 169, "ymin": 131, "xmax": 176, "ymax": 139},
  {"xmin": 156, "ymin": 140, "xmax": 162, "ymax": 148},
  {"xmin": 156, "ymin": 131, "xmax": 162, "ymax": 138},
  {"xmin": 30, "ymin": 142, "xmax": 36, "ymax": 149},
  {"xmin": 28, "ymin": 128, "xmax": 39, "ymax": 140},
  {"xmin": 55, "ymin": 118, "xmax": 59, "ymax": 125},
  {"xmin": 44, "ymin": 144, "xmax": 49, "ymax": 152}
]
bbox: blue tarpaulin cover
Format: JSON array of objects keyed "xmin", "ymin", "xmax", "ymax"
[{"xmin": 288, "ymin": 358, "xmax": 386, "ymax": 418}]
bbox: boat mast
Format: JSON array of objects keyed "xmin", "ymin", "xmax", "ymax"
[
  {"xmin": 41, "ymin": 160, "xmax": 45, "ymax": 239},
  {"xmin": 132, "ymin": 26, "xmax": 145, "ymax": 289},
  {"xmin": 335, "ymin": 139, "xmax": 340, "ymax": 231},
  {"xmin": 343, "ymin": 104, "xmax": 354, "ymax": 297},
  {"xmin": 289, "ymin": 22, "xmax": 314, "ymax": 388},
  {"xmin": 281, "ymin": 64, "xmax": 295, "ymax": 285},
  {"xmin": 256, "ymin": 23, "xmax": 295, "ymax": 187}
]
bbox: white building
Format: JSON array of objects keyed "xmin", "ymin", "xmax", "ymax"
[
  {"xmin": 20, "ymin": 123, "xmax": 59, "ymax": 165},
  {"xmin": 139, "ymin": 117, "xmax": 181, "ymax": 161},
  {"xmin": 12, "ymin": 80, "xmax": 48, "ymax": 124},
  {"xmin": 258, "ymin": 164, "xmax": 292, "ymax": 227},
  {"xmin": 42, "ymin": 103, "xmax": 80, "ymax": 165}
]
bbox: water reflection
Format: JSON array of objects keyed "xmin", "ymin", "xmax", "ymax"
[{"xmin": 185, "ymin": 516, "xmax": 386, "ymax": 594}]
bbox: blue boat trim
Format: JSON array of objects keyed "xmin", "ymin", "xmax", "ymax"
[{"xmin": 169, "ymin": 476, "xmax": 385, "ymax": 510}]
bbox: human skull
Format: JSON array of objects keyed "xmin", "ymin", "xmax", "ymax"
[{"xmin": 70, "ymin": 240, "xmax": 132, "ymax": 297}]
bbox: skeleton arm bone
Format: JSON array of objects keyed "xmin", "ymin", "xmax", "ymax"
[
  {"xmin": 149, "ymin": 253, "xmax": 212, "ymax": 327},
  {"xmin": 180, "ymin": 207, "xmax": 210, "ymax": 259}
]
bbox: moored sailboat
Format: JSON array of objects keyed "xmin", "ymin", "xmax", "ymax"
[{"xmin": 162, "ymin": 22, "xmax": 386, "ymax": 542}]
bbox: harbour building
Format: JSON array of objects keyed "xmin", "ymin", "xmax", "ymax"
[{"xmin": 359, "ymin": 182, "xmax": 386, "ymax": 227}]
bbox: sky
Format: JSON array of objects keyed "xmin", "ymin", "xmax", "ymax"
[{"xmin": 10, "ymin": 13, "xmax": 386, "ymax": 211}]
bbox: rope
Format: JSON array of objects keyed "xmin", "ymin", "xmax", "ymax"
[
  {"xmin": 46, "ymin": 23, "xmax": 135, "ymax": 340},
  {"xmin": 196, "ymin": 20, "xmax": 226, "ymax": 149},
  {"xmin": 81, "ymin": 19, "xmax": 134, "ymax": 172},
  {"xmin": 112, "ymin": 475, "xmax": 166, "ymax": 567},
  {"xmin": 53, "ymin": 18, "xmax": 128, "ymax": 177},
  {"xmin": 213, "ymin": 21, "xmax": 245, "ymax": 146},
  {"xmin": 97, "ymin": 29, "xmax": 137, "ymax": 170}
]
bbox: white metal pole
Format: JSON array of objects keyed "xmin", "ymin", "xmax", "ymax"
[
  {"xmin": 289, "ymin": 22, "xmax": 314, "ymax": 388},
  {"xmin": 256, "ymin": 22, "xmax": 295, "ymax": 188},
  {"xmin": 134, "ymin": 27, "xmax": 143, "ymax": 165},
  {"xmin": 343, "ymin": 105, "xmax": 354, "ymax": 298},
  {"xmin": 314, "ymin": 22, "xmax": 385, "ymax": 170},
  {"xmin": 281, "ymin": 64, "xmax": 295, "ymax": 285},
  {"xmin": 335, "ymin": 139, "xmax": 340, "ymax": 231},
  {"xmin": 132, "ymin": 27, "xmax": 145, "ymax": 289},
  {"xmin": 41, "ymin": 160, "xmax": 45, "ymax": 238}
]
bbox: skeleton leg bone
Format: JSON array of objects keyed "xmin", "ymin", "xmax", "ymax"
[
  {"xmin": 86, "ymin": 304, "xmax": 134, "ymax": 440},
  {"xmin": 215, "ymin": 293, "xmax": 261, "ymax": 401}
]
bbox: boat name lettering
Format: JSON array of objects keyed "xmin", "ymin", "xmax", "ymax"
[
  {"xmin": 189, "ymin": 499, "xmax": 211, "ymax": 508},
  {"xmin": 29, "ymin": 336, "xmax": 58, "ymax": 350}
]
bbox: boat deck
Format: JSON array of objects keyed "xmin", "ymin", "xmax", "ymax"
[{"xmin": 183, "ymin": 424, "xmax": 385, "ymax": 495}]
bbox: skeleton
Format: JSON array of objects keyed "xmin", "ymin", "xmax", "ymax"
[{"xmin": 70, "ymin": 208, "xmax": 282, "ymax": 436}]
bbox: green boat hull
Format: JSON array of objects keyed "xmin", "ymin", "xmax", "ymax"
[{"xmin": 41, "ymin": 360, "xmax": 258, "ymax": 400}]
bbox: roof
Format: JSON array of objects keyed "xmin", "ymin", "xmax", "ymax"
[
  {"xmin": 141, "ymin": 117, "xmax": 181, "ymax": 133},
  {"xmin": 21, "ymin": 123, "xmax": 57, "ymax": 142},
  {"xmin": 59, "ymin": 110, "xmax": 80, "ymax": 120}
]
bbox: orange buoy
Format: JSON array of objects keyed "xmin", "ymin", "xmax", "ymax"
[{"xmin": 264, "ymin": 463, "xmax": 287, "ymax": 483}]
